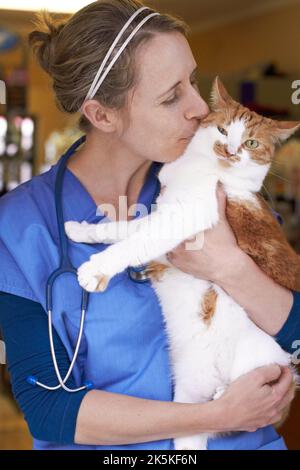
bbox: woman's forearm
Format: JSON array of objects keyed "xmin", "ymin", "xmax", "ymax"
[
  {"xmin": 74, "ymin": 389, "xmax": 221, "ymax": 446},
  {"xmin": 214, "ymin": 249, "xmax": 294, "ymax": 336}
]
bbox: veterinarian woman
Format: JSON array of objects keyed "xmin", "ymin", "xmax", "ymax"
[{"xmin": 0, "ymin": 0, "xmax": 299, "ymax": 451}]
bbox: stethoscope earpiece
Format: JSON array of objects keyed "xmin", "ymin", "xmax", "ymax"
[
  {"xmin": 26, "ymin": 375, "xmax": 94, "ymax": 391},
  {"xmin": 26, "ymin": 375, "xmax": 38, "ymax": 386},
  {"xmin": 83, "ymin": 381, "xmax": 94, "ymax": 391}
]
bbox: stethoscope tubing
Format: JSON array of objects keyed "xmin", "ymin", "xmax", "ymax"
[{"xmin": 27, "ymin": 136, "xmax": 158, "ymax": 392}]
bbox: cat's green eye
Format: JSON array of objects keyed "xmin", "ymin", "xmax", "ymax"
[
  {"xmin": 245, "ymin": 139, "xmax": 259, "ymax": 149},
  {"xmin": 217, "ymin": 126, "xmax": 227, "ymax": 136}
]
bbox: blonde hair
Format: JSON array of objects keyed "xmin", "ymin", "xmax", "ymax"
[{"xmin": 28, "ymin": 0, "xmax": 189, "ymax": 133}]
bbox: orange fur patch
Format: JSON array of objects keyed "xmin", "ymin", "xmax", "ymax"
[
  {"xmin": 201, "ymin": 288, "xmax": 218, "ymax": 325},
  {"xmin": 145, "ymin": 261, "xmax": 169, "ymax": 282},
  {"xmin": 226, "ymin": 195, "xmax": 300, "ymax": 291}
]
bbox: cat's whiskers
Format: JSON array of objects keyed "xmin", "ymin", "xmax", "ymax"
[
  {"xmin": 261, "ymin": 183, "xmax": 276, "ymax": 210},
  {"xmin": 271, "ymin": 160, "xmax": 287, "ymax": 169},
  {"xmin": 268, "ymin": 170, "xmax": 291, "ymax": 184}
]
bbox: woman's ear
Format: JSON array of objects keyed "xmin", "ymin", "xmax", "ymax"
[{"xmin": 81, "ymin": 99, "xmax": 119, "ymax": 133}]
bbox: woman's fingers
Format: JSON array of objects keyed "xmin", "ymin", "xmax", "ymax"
[
  {"xmin": 256, "ymin": 364, "xmax": 282, "ymax": 387},
  {"xmin": 271, "ymin": 366, "xmax": 294, "ymax": 401}
]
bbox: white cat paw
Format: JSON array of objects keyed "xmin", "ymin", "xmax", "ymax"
[
  {"xmin": 65, "ymin": 221, "xmax": 91, "ymax": 243},
  {"xmin": 77, "ymin": 260, "xmax": 110, "ymax": 292}
]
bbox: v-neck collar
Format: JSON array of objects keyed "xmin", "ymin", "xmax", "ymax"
[{"xmin": 59, "ymin": 150, "xmax": 163, "ymax": 223}]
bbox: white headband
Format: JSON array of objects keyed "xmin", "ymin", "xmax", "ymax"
[{"xmin": 81, "ymin": 6, "xmax": 160, "ymax": 112}]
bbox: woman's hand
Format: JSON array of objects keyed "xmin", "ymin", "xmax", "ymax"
[
  {"xmin": 166, "ymin": 183, "xmax": 242, "ymax": 281},
  {"xmin": 214, "ymin": 365, "xmax": 295, "ymax": 433}
]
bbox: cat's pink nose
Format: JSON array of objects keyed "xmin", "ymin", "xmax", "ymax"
[{"xmin": 226, "ymin": 145, "xmax": 236, "ymax": 156}]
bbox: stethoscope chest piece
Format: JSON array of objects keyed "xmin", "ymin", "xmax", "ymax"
[{"xmin": 128, "ymin": 265, "xmax": 151, "ymax": 283}]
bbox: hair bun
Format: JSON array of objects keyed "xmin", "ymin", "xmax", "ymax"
[{"xmin": 28, "ymin": 10, "xmax": 67, "ymax": 75}]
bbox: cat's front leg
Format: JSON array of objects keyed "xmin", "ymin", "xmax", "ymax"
[
  {"xmin": 65, "ymin": 221, "xmax": 101, "ymax": 243},
  {"xmin": 76, "ymin": 207, "xmax": 184, "ymax": 292},
  {"xmin": 75, "ymin": 238, "xmax": 133, "ymax": 292},
  {"xmin": 76, "ymin": 227, "xmax": 172, "ymax": 292},
  {"xmin": 65, "ymin": 220, "xmax": 127, "ymax": 244},
  {"xmin": 76, "ymin": 229, "xmax": 151, "ymax": 292},
  {"xmin": 76, "ymin": 193, "xmax": 219, "ymax": 292},
  {"xmin": 65, "ymin": 217, "xmax": 150, "ymax": 244}
]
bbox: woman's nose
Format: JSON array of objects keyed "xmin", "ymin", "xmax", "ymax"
[{"xmin": 185, "ymin": 91, "xmax": 210, "ymax": 121}]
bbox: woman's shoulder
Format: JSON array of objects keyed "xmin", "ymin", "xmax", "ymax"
[
  {"xmin": 0, "ymin": 166, "xmax": 59, "ymax": 242},
  {"xmin": 0, "ymin": 167, "xmax": 58, "ymax": 303},
  {"xmin": 0, "ymin": 165, "xmax": 56, "ymax": 213}
]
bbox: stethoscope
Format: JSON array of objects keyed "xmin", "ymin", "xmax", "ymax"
[{"xmin": 27, "ymin": 136, "xmax": 159, "ymax": 393}]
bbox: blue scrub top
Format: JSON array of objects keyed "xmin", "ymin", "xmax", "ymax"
[{"xmin": 0, "ymin": 139, "xmax": 287, "ymax": 450}]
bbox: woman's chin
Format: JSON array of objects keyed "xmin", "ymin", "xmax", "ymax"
[
  {"xmin": 175, "ymin": 139, "xmax": 191, "ymax": 156},
  {"xmin": 158, "ymin": 141, "xmax": 191, "ymax": 163}
]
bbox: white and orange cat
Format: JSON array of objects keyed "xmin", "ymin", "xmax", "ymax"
[{"xmin": 65, "ymin": 77, "xmax": 300, "ymax": 450}]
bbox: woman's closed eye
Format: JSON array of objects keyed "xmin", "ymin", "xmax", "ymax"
[
  {"xmin": 163, "ymin": 93, "xmax": 179, "ymax": 105},
  {"xmin": 163, "ymin": 79, "xmax": 200, "ymax": 106}
]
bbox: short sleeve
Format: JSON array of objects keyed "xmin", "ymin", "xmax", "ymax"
[{"xmin": 0, "ymin": 238, "xmax": 36, "ymax": 301}]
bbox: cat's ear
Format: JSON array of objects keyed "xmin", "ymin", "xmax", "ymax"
[
  {"xmin": 272, "ymin": 120, "xmax": 300, "ymax": 142},
  {"xmin": 211, "ymin": 76, "xmax": 234, "ymax": 110}
]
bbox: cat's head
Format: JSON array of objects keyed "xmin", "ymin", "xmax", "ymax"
[{"xmin": 199, "ymin": 76, "xmax": 300, "ymax": 169}]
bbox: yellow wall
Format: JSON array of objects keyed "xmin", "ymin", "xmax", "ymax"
[
  {"xmin": 189, "ymin": 3, "xmax": 300, "ymax": 76},
  {"xmin": 0, "ymin": 2, "xmax": 300, "ymax": 166}
]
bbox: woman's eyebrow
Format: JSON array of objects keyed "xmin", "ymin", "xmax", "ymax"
[{"xmin": 158, "ymin": 65, "xmax": 199, "ymax": 99}]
